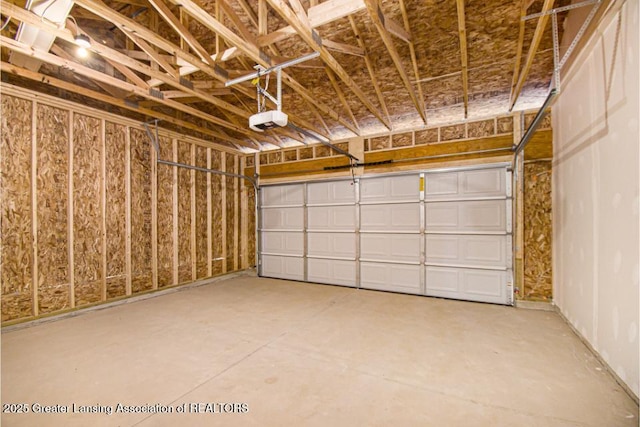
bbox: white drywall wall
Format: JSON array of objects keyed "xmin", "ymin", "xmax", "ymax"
[{"xmin": 552, "ymin": 0, "xmax": 639, "ymax": 398}]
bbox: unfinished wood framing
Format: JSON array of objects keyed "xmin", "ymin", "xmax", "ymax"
[{"xmin": 0, "ymin": 88, "xmax": 253, "ymax": 325}]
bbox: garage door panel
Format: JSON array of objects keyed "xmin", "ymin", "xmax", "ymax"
[
  {"xmin": 307, "ymin": 181, "xmax": 355, "ymax": 205},
  {"xmin": 361, "ymin": 203, "xmax": 420, "ymax": 231},
  {"xmin": 361, "ymin": 234, "xmax": 421, "ymax": 263},
  {"xmin": 261, "ymin": 185, "xmax": 304, "ymax": 206},
  {"xmin": 360, "ymin": 175, "xmax": 419, "ymax": 202},
  {"xmin": 308, "ymin": 205, "xmax": 355, "ymax": 230},
  {"xmin": 261, "ymin": 231, "xmax": 304, "ymax": 255},
  {"xmin": 261, "ymin": 255, "xmax": 304, "ymax": 281},
  {"xmin": 425, "ymin": 168, "xmax": 506, "ymax": 200},
  {"xmin": 308, "ymin": 259, "xmax": 356, "ymax": 287},
  {"xmin": 426, "ymin": 200, "xmax": 506, "ymax": 232},
  {"xmin": 425, "ymin": 172, "xmax": 458, "ymax": 197},
  {"xmin": 426, "ymin": 266, "xmax": 508, "ymax": 304},
  {"xmin": 360, "ymin": 262, "xmax": 421, "ymax": 294},
  {"xmin": 307, "ymin": 233, "xmax": 356, "ymax": 258},
  {"xmin": 262, "ymin": 207, "xmax": 304, "ymax": 230},
  {"xmin": 461, "ymin": 169, "xmax": 505, "ymax": 197},
  {"xmin": 426, "ymin": 235, "xmax": 508, "ymax": 268}
]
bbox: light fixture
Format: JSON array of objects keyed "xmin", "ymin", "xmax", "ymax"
[{"xmin": 74, "ymin": 33, "xmax": 90, "ymax": 48}]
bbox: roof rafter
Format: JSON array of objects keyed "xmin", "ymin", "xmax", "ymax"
[
  {"xmin": 455, "ymin": 0, "xmax": 470, "ymax": 118},
  {"xmin": 169, "ymin": 0, "xmax": 359, "ymax": 135},
  {"xmin": 348, "ymin": 15, "xmax": 392, "ymax": 127},
  {"xmin": 0, "ymin": 63, "xmax": 255, "ymax": 149},
  {"xmin": 509, "ymin": 0, "xmax": 555, "ymax": 110},
  {"xmin": 363, "ymin": 0, "xmax": 426, "ymax": 124},
  {"xmin": 1, "ymin": 35, "xmax": 263, "ymax": 142},
  {"xmin": 398, "ymin": 0, "xmax": 426, "ymax": 119},
  {"xmin": 147, "ymin": 0, "xmax": 214, "ymax": 66},
  {"xmin": 325, "ymin": 67, "xmax": 360, "ymax": 132},
  {"xmin": 267, "ymin": 0, "xmax": 390, "ymax": 130}
]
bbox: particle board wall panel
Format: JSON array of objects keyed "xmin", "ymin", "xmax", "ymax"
[
  {"xmin": 211, "ymin": 150, "xmax": 224, "ymax": 275},
  {"xmin": 105, "ymin": 122, "xmax": 127, "ymax": 299},
  {"xmin": 156, "ymin": 136, "xmax": 173, "ymax": 287},
  {"xmin": 247, "ymin": 185, "xmax": 256, "ymax": 266},
  {"xmin": 225, "ymin": 153, "xmax": 235, "ymax": 272},
  {"xmin": 195, "ymin": 145, "xmax": 208, "ymax": 279},
  {"xmin": 73, "ymin": 114, "xmax": 102, "ymax": 306},
  {"xmin": 177, "ymin": 142, "xmax": 193, "ymax": 283},
  {"xmin": 0, "ymin": 95, "xmax": 33, "ymax": 321},
  {"xmin": 129, "ymin": 129, "xmax": 153, "ymax": 293},
  {"xmin": 36, "ymin": 104, "xmax": 70, "ymax": 314},
  {"xmin": 523, "ymin": 161, "xmax": 552, "ymax": 300}
]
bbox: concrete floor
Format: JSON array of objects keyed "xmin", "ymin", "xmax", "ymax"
[{"xmin": 2, "ymin": 274, "xmax": 638, "ymax": 426}]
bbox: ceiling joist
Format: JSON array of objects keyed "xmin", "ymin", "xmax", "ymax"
[
  {"xmin": 364, "ymin": 0, "xmax": 426, "ymax": 125},
  {"xmin": 509, "ymin": 0, "xmax": 555, "ymax": 110},
  {"xmin": 267, "ymin": 0, "xmax": 390, "ymax": 130},
  {"xmin": 455, "ymin": 0, "xmax": 470, "ymax": 118}
]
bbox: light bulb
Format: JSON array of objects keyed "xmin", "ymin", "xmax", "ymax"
[{"xmin": 77, "ymin": 46, "xmax": 88, "ymax": 58}]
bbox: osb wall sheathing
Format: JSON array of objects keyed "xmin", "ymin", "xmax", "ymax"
[
  {"xmin": 73, "ymin": 114, "xmax": 103, "ymax": 306},
  {"xmin": 195, "ymin": 146, "xmax": 208, "ymax": 279},
  {"xmin": 1, "ymin": 89, "xmax": 250, "ymax": 325},
  {"xmin": 36, "ymin": 104, "xmax": 70, "ymax": 315},
  {"xmin": 226, "ymin": 153, "xmax": 237, "ymax": 272},
  {"xmin": 105, "ymin": 122, "xmax": 127, "ymax": 299},
  {"xmin": 130, "ymin": 129, "xmax": 153, "ymax": 293},
  {"xmin": 1, "ymin": 96, "xmax": 33, "ymax": 322},
  {"xmin": 177, "ymin": 142, "xmax": 193, "ymax": 284},
  {"xmin": 523, "ymin": 161, "xmax": 552, "ymax": 301},
  {"xmin": 211, "ymin": 151, "xmax": 224, "ymax": 275},
  {"xmin": 156, "ymin": 136, "xmax": 173, "ymax": 288}
]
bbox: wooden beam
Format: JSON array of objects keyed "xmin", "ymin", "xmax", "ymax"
[
  {"xmin": 151, "ymin": 131, "xmax": 158, "ymax": 290},
  {"xmin": 233, "ymin": 155, "xmax": 239, "ymax": 271},
  {"xmin": 147, "ymin": 0, "xmax": 214, "ymax": 66},
  {"xmin": 125, "ymin": 126, "xmax": 132, "ymax": 296},
  {"xmin": 268, "ymin": 0, "xmax": 390, "ymax": 129},
  {"xmin": 219, "ymin": 1, "xmax": 258, "ymax": 44},
  {"xmin": 74, "ymin": 0, "xmax": 231, "ymax": 82},
  {"xmin": 206, "ymin": 148, "xmax": 213, "ymax": 276},
  {"xmin": 258, "ymin": 0, "xmax": 366, "ymax": 47},
  {"xmin": 456, "ymin": 0, "xmax": 469, "ymax": 118},
  {"xmin": 129, "ymin": 33, "xmax": 179, "ymax": 79},
  {"xmin": 190, "ymin": 143, "xmax": 196, "ymax": 280},
  {"xmin": 509, "ymin": 0, "xmax": 555, "ymax": 110},
  {"xmin": 325, "ymin": 67, "xmax": 359, "ymax": 132},
  {"xmin": 363, "ymin": 0, "xmax": 426, "ymax": 124},
  {"xmin": 167, "ymin": 0, "xmax": 269, "ymax": 66},
  {"xmin": 236, "ymin": 0, "xmax": 259, "ymax": 29},
  {"xmin": 51, "ymin": 44, "xmax": 131, "ymax": 99},
  {"xmin": 159, "ymin": 0, "xmax": 359, "ymax": 135},
  {"xmin": 258, "ymin": 0, "xmax": 268, "ymax": 36},
  {"xmin": 398, "ymin": 0, "xmax": 426, "ymax": 119},
  {"xmin": 322, "ymin": 39, "xmax": 364, "ymax": 57},
  {"xmin": 0, "ymin": 61, "xmax": 256, "ymax": 150},
  {"xmin": 31, "ymin": 100, "xmax": 39, "ymax": 317},
  {"xmin": 510, "ymin": 1, "xmax": 528, "ymax": 110},
  {"xmin": 349, "ymin": 16, "xmax": 392, "ymax": 127},
  {"xmin": 171, "ymin": 138, "xmax": 179, "ymax": 285},
  {"xmin": 1, "ymin": 35, "xmax": 261, "ymax": 139},
  {"xmin": 100, "ymin": 119, "xmax": 107, "ymax": 301},
  {"xmin": 221, "ymin": 154, "xmax": 227, "ymax": 273},
  {"xmin": 384, "ymin": 15, "xmax": 412, "ymax": 43},
  {"xmin": 2, "ymin": 2, "xmax": 253, "ymax": 127},
  {"xmin": 68, "ymin": 111, "xmax": 75, "ymax": 309}
]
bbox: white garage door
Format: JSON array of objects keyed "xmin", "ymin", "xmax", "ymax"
[{"xmin": 258, "ymin": 165, "xmax": 513, "ymax": 305}]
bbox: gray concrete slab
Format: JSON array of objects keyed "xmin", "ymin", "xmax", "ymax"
[{"xmin": 2, "ymin": 276, "xmax": 638, "ymax": 426}]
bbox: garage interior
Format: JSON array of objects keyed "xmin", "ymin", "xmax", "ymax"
[{"xmin": 1, "ymin": 0, "xmax": 638, "ymax": 425}]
